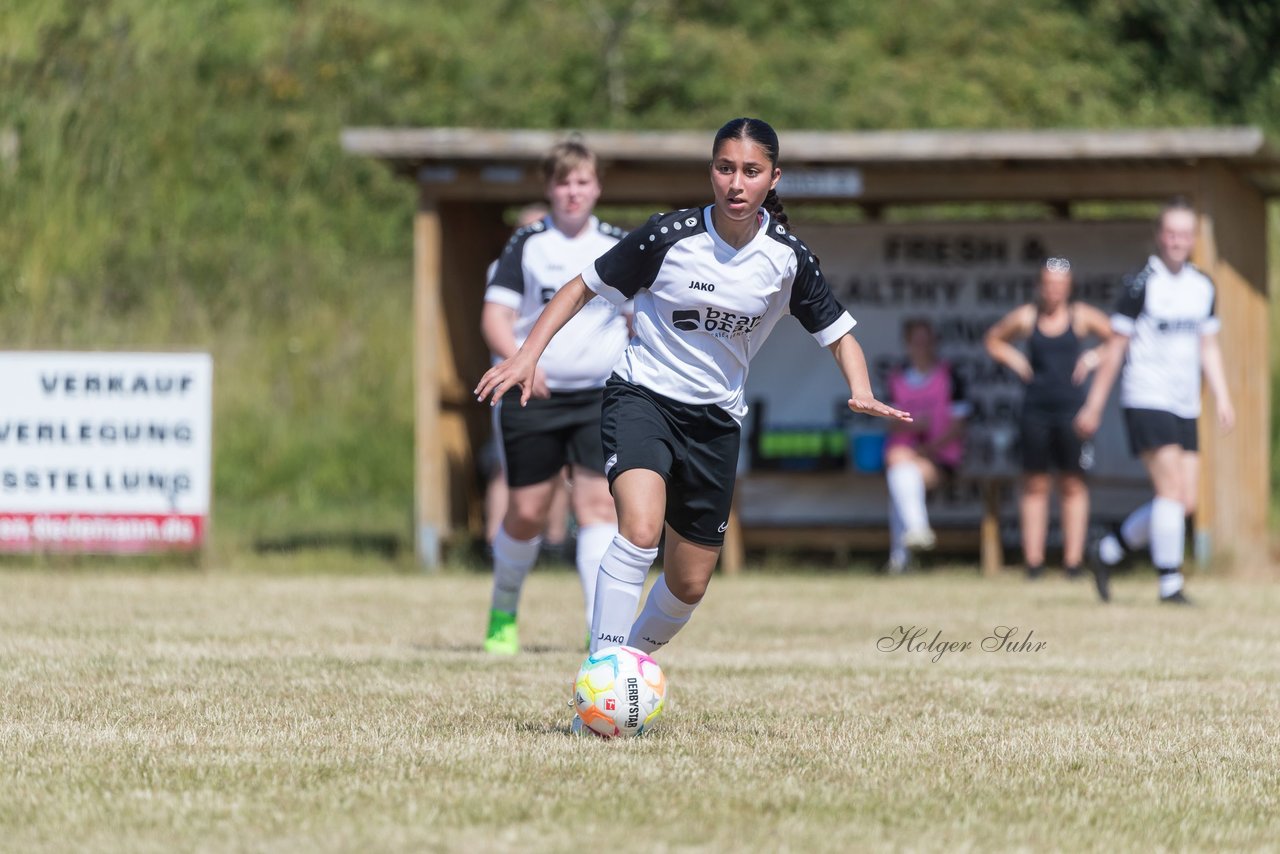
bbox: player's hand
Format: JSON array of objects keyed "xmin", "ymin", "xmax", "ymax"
[
  {"xmin": 1217, "ymin": 398, "xmax": 1235, "ymax": 433},
  {"xmin": 1071, "ymin": 350, "xmax": 1100, "ymax": 385},
  {"xmin": 475, "ymin": 352, "xmax": 538, "ymax": 407},
  {"xmin": 530, "ymin": 367, "xmax": 551, "ymax": 400},
  {"xmin": 848, "ymin": 396, "xmax": 912, "ymax": 423},
  {"xmin": 1010, "ymin": 358, "xmax": 1033, "ymax": 384},
  {"xmin": 1072, "ymin": 405, "xmax": 1100, "ymax": 439}
]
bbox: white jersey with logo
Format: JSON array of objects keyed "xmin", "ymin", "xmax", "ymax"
[
  {"xmin": 1112, "ymin": 254, "xmax": 1220, "ymax": 419},
  {"xmin": 582, "ymin": 206, "xmax": 855, "ymax": 423},
  {"xmin": 485, "ymin": 216, "xmax": 628, "ymax": 391}
]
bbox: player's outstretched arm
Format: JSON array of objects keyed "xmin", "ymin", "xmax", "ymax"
[
  {"xmin": 475, "ymin": 276, "xmax": 594, "ymax": 407},
  {"xmin": 828, "ymin": 334, "xmax": 912, "ymax": 423}
]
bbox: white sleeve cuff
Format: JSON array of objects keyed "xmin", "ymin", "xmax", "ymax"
[
  {"xmin": 811, "ymin": 312, "xmax": 856, "ymax": 348},
  {"xmin": 1201, "ymin": 318, "xmax": 1222, "ymax": 335},
  {"xmin": 581, "ymin": 263, "xmax": 628, "ymax": 307},
  {"xmin": 1110, "ymin": 314, "xmax": 1135, "ymax": 336},
  {"xmin": 483, "ymin": 285, "xmax": 522, "ymax": 310}
]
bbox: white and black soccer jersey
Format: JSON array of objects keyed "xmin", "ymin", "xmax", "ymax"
[
  {"xmin": 485, "ymin": 216, "xmax": 629, "ymax": 391},
  {"xmin": 582, "ymin": 207, "xmax": 855, "ymax": 423},
  {"xmin": 1112, "ymin": 255, "xmax": 1221, "ymax": 419}
]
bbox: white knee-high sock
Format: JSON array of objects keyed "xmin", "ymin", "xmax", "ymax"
[
  {"xmin": 590, "ymin": 535, "xmax": 657, "ymax": 653},
  {"xmin": 887, "ymin": 462, "xmax": 928, "ymax": 533},
  {"xmin": 629, "ymin": 573, "xmax": 698, "ymax": 654},
  {"xmin": 887, "ymin": 499, "xmax": 908, "ymax": 565},
  {"xmin": 574, "ymin": 523, "xmax": 617, "ymax": 631},
  {"xmin": 1150, "ymin": 496, "xmax": 1185, "ymax": 585},
  {"xmin": 490, "ymin": 526, "xmax": 542, "ymax": 614},
  {"xmin": 1120, "ymin": 501, "xmax": 1153, "ymax": 550}
]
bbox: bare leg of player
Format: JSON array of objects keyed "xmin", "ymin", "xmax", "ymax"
[
  {"xmin": 1020, "ymin": 472, "xmax": 1051, "ymax": 578},
  {"xmin": 628, "ymin": 527, "xmax": 719, "ymax": 654}
]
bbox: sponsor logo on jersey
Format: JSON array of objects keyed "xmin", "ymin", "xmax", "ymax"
[
  {"xmin": 1156, "ymin": 318, "xmax": 1202, "ymax": 334},
  {"xmin": 671, "ymin": 307, "xmax": 763, "ymax": 338},
  {"xmin": 688, "ymin": 280, "xmax": 716, "ymax": 292},
  {"xmin": 672, "ymin": 309, "xmax": 701, "ymax": 331}
]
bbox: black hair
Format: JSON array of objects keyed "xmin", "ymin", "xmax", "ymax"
[{"xmin": 712, "ymin": 117, "xmax": 788, "ymax": 231}]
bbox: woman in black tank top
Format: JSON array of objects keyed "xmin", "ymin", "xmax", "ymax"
[{"xmin": 984, "ymin": 258, "xmax": 1113, "ymax": 580}]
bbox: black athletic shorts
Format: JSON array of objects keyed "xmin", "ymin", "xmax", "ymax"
[
  {"xmin": 1020, "ymin": 409, "xmax": 1091, "ymax": 474},
  {"xmin": 1123, "ymin": 407, "xmax": 1198, "ymax": 456},
  {"xmin": 600, "ymin": 375, "xmax": 740, "ymax": 547},
  {"xmin": 497, "ymin": 387, "xmax": 606, "ymax": 488}
]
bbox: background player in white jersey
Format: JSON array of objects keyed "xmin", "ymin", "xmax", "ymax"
[
  {"xmin": 475, "ymin": 117, "xmax": 911, "ymax": 726},
  {"xmin": 480, "ymin": 142, "xmax": 628, "ymax": 653},
  {"xmin": 1074, "ymin": 199, "xmax": 1234, "ymax": 604}
]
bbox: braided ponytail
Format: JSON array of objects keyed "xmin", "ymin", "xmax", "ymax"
[{"xmin": 762, "ymin": 188, "xmax": 789, "ymax": 232}]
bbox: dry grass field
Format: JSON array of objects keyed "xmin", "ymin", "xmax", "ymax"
[{"xmin": 2, "ymin": 562, "xmax": 1279, "ymax": 852}]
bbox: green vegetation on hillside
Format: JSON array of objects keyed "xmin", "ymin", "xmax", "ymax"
[{"xmin": 2, "ymin": 0, "xmax": 1277, "ymax": 551}]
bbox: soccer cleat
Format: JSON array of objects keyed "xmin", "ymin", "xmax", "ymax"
[
  {"xmin": 1160, "ymin": 590, "xmax": 1193, "ymax": 606},
  {"xmin": 903, "ymin": 527, "xmax": 937, "ymax": 551},
  {"xmin": 1064, "ymin": 564, "xmax": 1084, "ymax": 580},
  {"xmin": 1026, "ymin": 564, "xmax": 1045, "ymax": 581},
  {"xmin": 1086, "ymin": 540, "xmax": 1111, "ymax": 603},
  {"xmin": 881, "ymin": 554, "xmax": 915, "ymax": 575},
  {"xmin": 483, "ymin": 609, "xmax": 519, "ymax": 654}
]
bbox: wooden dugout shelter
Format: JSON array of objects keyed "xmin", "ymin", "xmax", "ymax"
[{"xmin": 341, "ymin": 126, "xmax": 1279, "ymax": 578}]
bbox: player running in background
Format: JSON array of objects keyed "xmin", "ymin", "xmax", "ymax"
[
  {"xmin": 1073, "ymin": 198, "xmax": 1234, "ymax": 604},
  {"xmin": 480, "ymin": 142, "xmax": 627, "ymax": 653},
  {"xmin": 479, "ymin": 203, "xmax": 573, "ymax": 562},
  {"xmin": 880, "ymin": 318, "xmax": 970, "ymax": 574},
  {"xmin": 475, "ymin": 117, "xmax": 911, "ymax": 719},
  {"xmin": 985, "ymin": 257, "xmax": 1112, "ymax": 580}
]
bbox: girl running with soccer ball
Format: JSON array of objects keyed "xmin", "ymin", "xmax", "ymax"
[{"xmin": 475, "ymin": 118, "xmax": 910, "ymax": 705}]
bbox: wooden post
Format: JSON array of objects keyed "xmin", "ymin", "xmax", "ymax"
[
  {"xmin": 414, "ymin": 195, "xmax": 446, "ymax": 569},
  {"xmin": 720, "ymin": 505, "xmax": 744, "ymax": 575},
  {"xmin": 1192, "ymin": 167, "xmax": 1271, "ymax": 578},
  {"xmin": 980, "ymin": 480, "xmax": 1004, "ymax": 577}
]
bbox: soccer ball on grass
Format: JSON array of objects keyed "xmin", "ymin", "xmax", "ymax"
[{"xmin": 573, "ymin": 645, "xmax": 666, "ymax": 738}]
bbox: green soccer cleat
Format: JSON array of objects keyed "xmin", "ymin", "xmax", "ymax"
[{"xmin": 483, "ymin": 609, "xmax": 519, "ymax": 655}]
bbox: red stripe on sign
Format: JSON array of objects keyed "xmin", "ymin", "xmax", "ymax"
[{"xmin": 0, "ymin": 513, "xmax": 205, "ymax": 553}]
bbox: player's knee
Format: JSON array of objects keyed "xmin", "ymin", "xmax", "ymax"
[
  {"xmin": 619, "ymin": 520, "xmax": 663, "ymax": 550},
  {"xmin": 503, "ymin": 507, "xmax": 546, "ymax": 541},
  {"xmin": 666, "ymin": 575, "xmax": 708, "ymax": 604},
  {"xmin": 1060, "ymin": 476, "xmax": 1087, "ymax": 498}
]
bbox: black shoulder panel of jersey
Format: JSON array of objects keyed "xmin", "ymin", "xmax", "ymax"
[
  {"xmin": 591, "ymin": 209, "xmax": 706, "ymax": 299},
  {"xmin": 640, "ymin": 208, "xmax": 707, "ymax": 248},
  {"xmin": 1114, "ymin": 264, "xmax": 1152, "ymax": 319},
  {"xmin": 767, "ymin": 224, "xmax": 846, "ymax": 336},
  {"xmin": 597, "ymin": 220, "xmax": 627, "ymax": 240},
  {"xmin": 489, "ymin": 220, "xmax": 548, "ymax": 294}
]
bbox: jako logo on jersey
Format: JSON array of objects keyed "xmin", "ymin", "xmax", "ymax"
[
  {"xmin": 672, "ymin": 309, "xmax": 701, "ymax": 331},
  {"xmin": 689, "ymin": 280, "xmax": 716, "ymax": 292}
]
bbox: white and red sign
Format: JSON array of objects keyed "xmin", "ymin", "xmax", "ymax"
[{"xmin": 0, "ymin": 352, "xmax": 212, "ymax": 553}]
